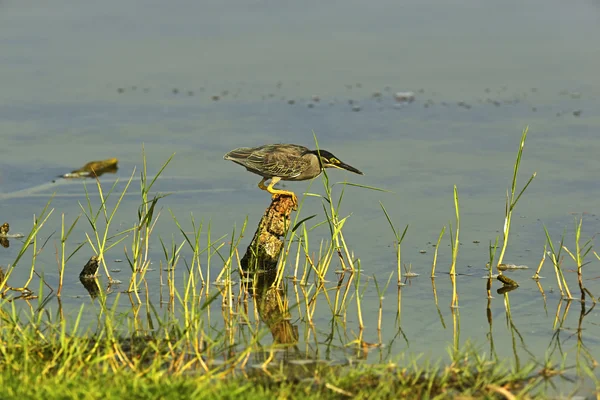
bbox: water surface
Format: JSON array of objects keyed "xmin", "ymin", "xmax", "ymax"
[{"xmin": 1, "ymin": 0, "xmax": 599, "ymax": 395}]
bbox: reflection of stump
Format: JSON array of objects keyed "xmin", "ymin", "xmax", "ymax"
[
  {"xmin": 240, "ymin": 194, "xmax": 295, "ymax": 287},
  {"xmin": 257, "ymin": 288, "xmax": 299, "ymax": 345},
  {"xmin": 79, "ymin": 277, "xmax": 101, "ymax": 299}
]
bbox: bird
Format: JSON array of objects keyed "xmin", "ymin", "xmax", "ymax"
[{"xmin": 224, "ymin": 144, "xmax": 363, "ymax": 206}]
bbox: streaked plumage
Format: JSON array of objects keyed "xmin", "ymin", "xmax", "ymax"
[{"xmin": 224, "ymin": 144, "xmax": 363, "ymax": 206}]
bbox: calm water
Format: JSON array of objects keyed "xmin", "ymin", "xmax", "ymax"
[{"xmin": 1, "ymin": 0, "xmax": 600, "ymax": 395}]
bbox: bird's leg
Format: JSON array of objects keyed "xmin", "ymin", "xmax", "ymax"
[
  {"xmin": 266, "ymin": 177, "xmax": 298, "ymax": 208},
  {"xmin": 258, "ymin": 177, "xmax": 269, "ymax": 191}
]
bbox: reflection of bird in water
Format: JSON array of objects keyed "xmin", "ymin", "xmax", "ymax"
[{"xmin": 224, "ymin": 144, "xmax": 363, "ymax": 206}]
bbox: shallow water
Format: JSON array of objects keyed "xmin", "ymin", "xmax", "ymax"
[{"xmin": 1, "ymin": 0, "xmax": 600, "ymax": 395}]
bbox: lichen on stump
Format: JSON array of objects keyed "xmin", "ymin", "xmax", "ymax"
[{"xmin": 240, "ymin": 194, "xmax": 295, "ymax": 287}]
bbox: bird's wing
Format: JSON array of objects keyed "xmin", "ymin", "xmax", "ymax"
[
  {"xmin": 258, "ymin": 150, "xmax": 308, "ymax": 179},
  {"xmin": 225, "ymin": 144, "xmax": 310, "ymax": 179}
]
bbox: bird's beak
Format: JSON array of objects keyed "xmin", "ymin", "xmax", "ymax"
[{"xmin": 332, "ymin": 161, "xmax": 364, "ymax": 175}]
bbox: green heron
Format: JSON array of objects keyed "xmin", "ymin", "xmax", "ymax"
[{"xmin": 224, "ymin": 144, "xmax": 363, "ymax": 205}]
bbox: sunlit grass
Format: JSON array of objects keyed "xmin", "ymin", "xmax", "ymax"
[{"xmin": 496, "ymin": 126, "xmax": 536, "ymax": 271}]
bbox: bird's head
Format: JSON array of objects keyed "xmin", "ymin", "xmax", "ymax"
[{"xmin": 310, "ymin": 149, "xmax": 364, "ymax": 175}]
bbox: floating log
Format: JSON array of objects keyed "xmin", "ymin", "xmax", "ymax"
[
  {"xmin": 61, "ymin": 158, "xmax": 119, "ymax": 179},
  {"xmin": 497, "ymin": 273, "xmax": 519, "ymax": 287}
]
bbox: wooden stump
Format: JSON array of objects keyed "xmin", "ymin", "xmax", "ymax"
[
  {"xmin": 240, "ymin": 194, "xmax": 296, "ymax": 287},
  {"xmin": 79, "ymin": 256, "xmax": 100, "ymax": 279}
]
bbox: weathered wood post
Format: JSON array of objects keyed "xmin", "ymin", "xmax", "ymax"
[{"xmin": 240, "ymin": 194, "xmax": 296, "ymax": 287}]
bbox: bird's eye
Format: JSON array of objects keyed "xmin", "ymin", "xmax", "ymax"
[{"xmin": 330, "ymin": 158, "xmax": 340, "ymax": 164}]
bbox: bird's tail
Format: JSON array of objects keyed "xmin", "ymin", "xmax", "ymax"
[{"xmin": 223, "ymin": 147, "xmax": 256, "ymax": 161}]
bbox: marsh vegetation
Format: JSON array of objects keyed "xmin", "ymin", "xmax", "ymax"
[{"xmin": 0, "ymin": 130, "xmax": 598, "ymax": 399}]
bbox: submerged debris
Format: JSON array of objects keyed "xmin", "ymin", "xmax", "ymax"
[
  {"xmin": 394, "ymin": 91, "xmax": 415, "ymax": 103},
  {"xmin": 497, "ymin": 263, "xmax": 528, "ymax": 271},
  {"xmin": 0, "ymin": 222, "xmax": 24, "ymax": 247},
  {"xmin": 61, "ymin": 158, "xmax": 119, "ymax": 179},
  {"xmin": 0, "ymin": 223, "xmax": 8, "ymax": 236},
  {"xmin": 0, "ymin": 223, "xmax": 9, "ymax": 248},
  {"xmin": 497, "ymin": 274, "xmax": 519, "ymax": 287},
  {"xmin": 497, "ymin": 285, "xmax": 518, "ymax": 294}
]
